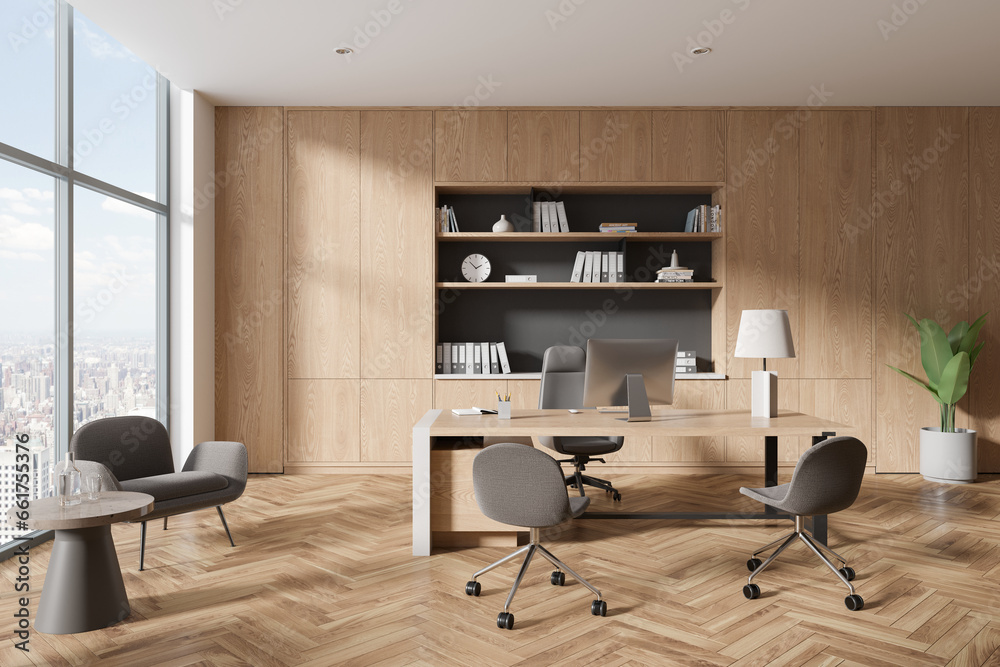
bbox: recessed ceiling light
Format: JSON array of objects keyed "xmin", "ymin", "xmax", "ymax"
[
  {"xmin": 335, "ymin": 47, "xmax": 354, "ymax": 55},
  {"xmin": 690, "ymin": 47, "xmax": 711, "ymax": 55}
]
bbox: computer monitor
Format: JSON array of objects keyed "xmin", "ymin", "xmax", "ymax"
[{"xmin": 582, "ymin": 338, "xmax": 679, "ymax": 422}]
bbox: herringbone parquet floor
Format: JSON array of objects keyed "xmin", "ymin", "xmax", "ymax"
[{"xmin": 3, "ymin": 471, "xmax": 1000, "ymax": 666}]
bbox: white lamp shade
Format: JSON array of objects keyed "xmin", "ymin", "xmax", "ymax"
[{"xmin": 734, "ymin": 309, "xmax": 796, "ymax": 359}]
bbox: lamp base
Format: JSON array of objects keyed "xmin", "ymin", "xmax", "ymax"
[{"xmin": 751, "ymin": 370, "xmax": 778, "ymax": 418}]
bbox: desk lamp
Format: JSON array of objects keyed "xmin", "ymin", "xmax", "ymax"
[{"xmin": 735, "ymin": 309, "xmax": 795, "ymax": 418}]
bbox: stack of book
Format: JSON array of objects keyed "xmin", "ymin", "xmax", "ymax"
[
  {"xmin": 599, "ymin": 223, "xmax": 636, "ymax": 233},
  {"xmin": 684, "ymin": 205, "xmax": 722, "ymax": 233},
  {"xmin": 437, "ymin": 205, "xmax": 460, "ymax": 232},
  {"xmin": 569, "ymin": 251, "xmax": 625, "ymax": 282},
  {"xmin": 675, "ymin": 350, "xmax": 697, "ymax": 375},
  {"xmin": 532, "ymin": 201, "xmax": 570, "ymax": 233},
  {"xmin": 437, "ymin": 342, "xmax": 512, "ymax": 375},
  {"xmin": 656, "ymin": 266, "xmax": 694, "ymax": 283}
]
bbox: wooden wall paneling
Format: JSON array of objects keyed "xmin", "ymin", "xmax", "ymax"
[
  {"xmin": 799, "ymin": 111, "xmax": 874, "ymax": 379},
  {"xmin": 651, "ymin": 110, "xmax": 726, "ymax": 182},
  {"xmin": 286, "ymin": 379, "xmax": 361, "ymax": 463},
  {"xmin": 798, "ymin": 379, "xmax": 873, "ymax": 462},
  {"xmin": 508, "ymin": 110, "xmax": 580, "ymax": 182},
  {"xmin": 434, "ymin": 110, "xmax": 507, "ymax": 182},
  {"xmin": 650, "ymin": 380, "xmax": 726, "ymax": 462},
  {"xmin": 286, "ymin": 110, "xmax": 361, "ymax": 379},
  {"xmin": 579, "ymin": 110, "xmax": 651, "ymax": 182},
  {"xmin": 433, "ymin": 379, "xmax": 504, "ymax": 409},
  {"xmin": 215, "ymin": 107, "xmax": 284, "ymax": 473},
  {"xmin": 360, "ymin": 379, "xmax": 433, "ymax": 462},
  {"xmin": 360, "ymin": 111, "xmax": 434, "ymax": 378},
  {"xmin": 508, "ymin": 379, "xmax": 540, "ymax": 411},
  {"xmin": 875, "ymin": 107, "xmax": 969, "ymax": 473},
  {"xmin": 725, "ymin": 111, "xmax": 800, "ymax": 379},
  {"xmin": 969, "ymin": 107, "xmax": 1000, "ymax": 473},
  {"xmin": 725, "ymin": 379, "xmax": 800, "ymax": 462}
]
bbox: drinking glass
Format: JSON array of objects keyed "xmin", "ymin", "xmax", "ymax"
[{"xmin": 83, "ymin": 473, "xmax": 102, "ymax": 501}]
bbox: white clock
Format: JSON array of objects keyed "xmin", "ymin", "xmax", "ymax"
[{"xmin": 461, "ymin": 253, "xmax": 491, "ymax": 282}]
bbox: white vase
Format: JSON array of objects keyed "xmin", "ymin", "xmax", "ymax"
[
  {"xmin": 492, "ymin": 215, "xmax": 514, "ymax": 233},
  {"xmin": 919, "ymin": 427, "xmax": 977, "ymax": 483}
]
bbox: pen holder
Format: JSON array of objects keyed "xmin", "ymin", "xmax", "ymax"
[{"xmin": 497, "ymin": 400, "xmax": 511, "ymax": 420}]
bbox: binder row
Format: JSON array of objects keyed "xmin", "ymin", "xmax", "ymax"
[
  {"xmin": 569, "ymin": 251, "xmax": 625, "ymax": 282},
  {"xmin": 437, "ymin": 342, "xmax": 512, "ymax": 375}
]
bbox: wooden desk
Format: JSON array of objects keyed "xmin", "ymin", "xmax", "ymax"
[
  {"xmin": 8, "ymin": 492, "xmax": 154, "ymax": 634},
  {"xmin": 412, "ymin": 408, "xmax": 854, "ymax": 556}
]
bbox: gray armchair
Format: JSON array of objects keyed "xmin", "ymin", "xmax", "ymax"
[
  {"xmin": 537, "ymin": 345, "xmax": 625, "ymax": 500},
  {"xmin": 71, "ymin": 416, "xmax": 248, "ymax": 571}
]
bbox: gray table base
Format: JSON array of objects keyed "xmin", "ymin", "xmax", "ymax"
[
  {"xmin": 36, "ymin": 525, "xmax": 131, "ymax": 634},
  {"xmin": 580, "ymin": 432, "xmax": 837, "ymax": 545}
]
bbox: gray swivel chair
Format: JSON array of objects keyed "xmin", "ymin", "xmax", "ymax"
[
  {"xmin": 740, "ymin": 436, "xmax": 868, "ymax": 611},
  {"xmin": 537, "ymin": 345, "xmax": 625, "ymax": 501},
  {"xmin": 70, "ymin": 416, "xmax": 248, "ymax": 571},
  {"xmin": 464, "ymin": 442, "xmax": 607, "ymax": 630}
]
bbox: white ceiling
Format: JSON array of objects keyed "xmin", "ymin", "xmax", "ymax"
[{"xmin": 70, "ymin": 0, "xmax": 1000, "ymax": 107}]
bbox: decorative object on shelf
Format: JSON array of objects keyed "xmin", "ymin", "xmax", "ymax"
[
  {"xmin": 735, "ymin": 310, "xmax": 796, "ymax": 418},
  {"xmin": 657, "ymin": 251, "xmax": 693, "ymax": 283},
  {"xmin": 888, "ymin": 313, "xmax": 987, "ymax": 483},
  {"xmin": 55, "ymin": 451, "xmax": 82, "ymax": 507},
  {"xmin": 670, "ymin": 249, "xmax": 680, "ymax": 268},
  {"xmin": 461, "ymin": 253, "xmax": 491, "ymax": 282},
  {"xmin": 492, "ymin": 214, "xmax": 514, "ymax": 233}
]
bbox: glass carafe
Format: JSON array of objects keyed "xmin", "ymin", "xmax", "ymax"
[{"xmin": 56, "ymin": 452, "xmax": 82, "ymax": 507}]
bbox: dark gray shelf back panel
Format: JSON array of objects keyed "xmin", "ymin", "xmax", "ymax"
[{"xmin": 437, "ymin": 289, "xmax": 712, "ymax": 373}]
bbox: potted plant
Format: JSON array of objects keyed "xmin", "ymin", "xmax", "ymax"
[{"xmin": 888, "ymin": 313, "xmax": 987, "ymax": 483}]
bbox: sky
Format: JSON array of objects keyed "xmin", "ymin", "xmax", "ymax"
[{"xmin": 0, "ymin": 0, "xmax": 160, "ymax": 337}]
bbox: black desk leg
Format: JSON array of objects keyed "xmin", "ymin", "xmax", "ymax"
[
  {"xmin": 763, "ymin": 435, "xmax": 778, "ymax": 514},
  {"xmin": 806, "ymin": 432, "xmax": 836, "ymax": 544}
]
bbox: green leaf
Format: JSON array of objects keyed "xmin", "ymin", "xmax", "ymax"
[
  {"xmin": 917, "ymin": 318, "xmax": 954, "ymax": 387},
  {"xmin": 971, "ymin": 341, "xmax": 985, "ymax": 367},
  {"xmin": 937, "ymin": 351, "xmax": 971, "ymax": 405},
  {"xmin": 887, "ymin": 365, "xmax": 945, "ymax": 404},
  {"xmin": 958, "ymin": 312, "xmax": 988, "ymax": 357},
  {"xmin": 948, "ymin": 321, "xmax": 969, "ymax": 354}
]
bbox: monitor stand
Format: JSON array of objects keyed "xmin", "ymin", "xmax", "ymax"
[{"xmin": 623, "ymin": 373, "xmax": 651, "ymax": 422}]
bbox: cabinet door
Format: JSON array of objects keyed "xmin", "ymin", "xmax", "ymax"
[
  {"xmin": 215, "ymin": 107, "xmax": 284, "ymax": 473},
  {"xmin": 360, "ymin": 110, "xmax": 434, "ymax": 378},
  {"xmin": 580, "ymin": 110, "xmax": 651, "ymax": 181},
  {"xmin": 287, "ymin": 110, "xmax": 361, "ymax": 379},
  {"xmin": 287, "ymin": 379, "xmax": 360, "ymax": 463},
  {"xmin": 726, "ymin": 110, "xmax": 800, "ymax": 380},
  {"xmin": 651, "ymin": 110, "xmax": 725, "ymax": 182},
  {"xmin": 876, "ymin": 107, "xmax": 969, "ymax": 473},
  {"xmin": 361, "ymin": 379, "xmax": 433, "ymax": 462},
  {"xmin": 509, "ymin": 110, "xmax": 579, "ymax": 181},
  {"xmin": 435, "ymin": 110, "xmax": 507, "ymax": 181}
]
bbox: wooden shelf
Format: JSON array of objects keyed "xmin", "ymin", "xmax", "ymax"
[
  {"xmin": 436, "ymin": 281, "xmax": 722, "ymax": 290},
  {"xmin": 434, "ymin": 181, "xmax": 724, "ymax": 194},
  {"xmin": 434, "ymin": 372, "xmax": 727, "ymax": 380},
  {"xmin": 437, "ymin": 232, "xmax": 723, "ymax": 242}
]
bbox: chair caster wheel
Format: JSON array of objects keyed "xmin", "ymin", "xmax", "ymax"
[
  {"xmin": 612, "ymin": 492, "xmax": 622, "ymax": 502},
  {"xmin": 845, "ymin": 594, "xmax": 864, "ymax": 611},
  {"xmin": 743, "ymin": 583, "xmax": 761, "ymax": 600},
  {"xmin": 465, "ymin": 581, "xmax": 481, "ymax": 596},
  {"xmin": 839, "ymin": 566, "xmax": 856, "ymax": 581},
  {"xmin": 747, "ymin": 558, "xmax": 762, "ymax": 572},
  {"xmin": 550, "ymin": 571, "xmax": 565, "ymax": 586},
  {"xmin": 591, "ymin": 600, "xmax": 607, "ymax": 616},
  {"xmin": 497, "ymin": 611, "xmax": 514, "ymax": 629}
]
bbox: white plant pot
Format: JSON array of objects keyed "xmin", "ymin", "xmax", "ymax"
[{"xmin": 919, "ymin": 427, "xmax": 977, "ymax": 484}]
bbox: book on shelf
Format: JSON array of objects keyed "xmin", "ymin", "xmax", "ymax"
[
  {"xmin": 490, "ymin": 343, "xmax": 500, "ymax": 374},
  {"xmin": 555, "ymin": 201, "xmax": 570, "ymax": 233},
  {"xmin": 444, "ymin": 205, "xmax": 458, "ymax": 232},
  {"xmin": 436, "ymin": 344, "xmax": 444, "ymax": 374},
  {"xmin": 496, "ymin": 341, "xmax": 512, "ymax": 374},
  {"xmin": 709, "ymin": 204, "xmax": 722, "ymax": 232},
  {"xmin": 599, "ymin": 223, "xmax": 636, "ymax": 233},
  {"xmin": 570, "ymin": 251, "xmax": 585, "ymax": 282}
]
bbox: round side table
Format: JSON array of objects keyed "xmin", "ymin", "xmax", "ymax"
[{"xmin": 8, "ymin": 491, "xmax": 153, "ymax": 634}]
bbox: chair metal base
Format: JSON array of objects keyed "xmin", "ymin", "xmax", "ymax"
[
  {"xmin": 560, "ymin": 457, "xmax": 621, "ymax": 500},
  {"xmin": 138, "ymin": 505, "xmax": 236, "ymax": 571},
  {"xmin": 747, "ymin": 515, "xmax": 856, "ymax": 596},
  {"xmin": 469, "ymin": 527, "xmax": 602, "ymax": 614}
]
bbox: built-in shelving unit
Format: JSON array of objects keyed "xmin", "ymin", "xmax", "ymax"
[{"xmin": 435, "ymin": 281, "xmax": 722, "ymax": 290}]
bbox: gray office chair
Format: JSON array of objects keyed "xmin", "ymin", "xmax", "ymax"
[
  {"xmin": 464, "ymin": 442, "xmax": 607, "ymax": 630},
  {"xmin": 740, "ymin": 436, "xmax": 868, "ymax": 611},
  {"xmin": 537, "ymin": 345, "xmax": 625, "ymax": 501},
  {"xmin": 71, "ymin": 416, "xmax": 248, "ymax": 571}
]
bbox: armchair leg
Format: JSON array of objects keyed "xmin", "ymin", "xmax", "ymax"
[
  {"xmin": 163, "ymin": 517, "xmax": 168, "ymax": 530},
  {"xmin": 139, "ymin": 521, "xmax": 147, "ymax": 571},
  {"xmin": 217, "ymin": 506, "xmax": 236, "ymax": 547}
]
